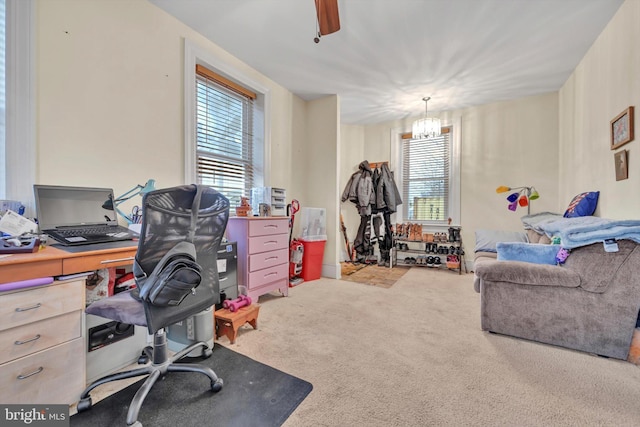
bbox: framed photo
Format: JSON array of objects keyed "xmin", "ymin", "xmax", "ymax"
[
  {"xmin": 614, "ymin": 149, "xmax": 628, "ymax": 181},
  {"xmin": 610, "ymin": 106, "xmax": 634, "ymax": 150}
]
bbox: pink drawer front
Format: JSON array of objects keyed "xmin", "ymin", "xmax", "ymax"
[
  {"xmin": 248, "ymin": 233, "xmax": 289, "ymax": 255},
  {"xmin": 248, "ymin": 219, "xmax": 289, "ymax": 237},
  {"xmin": 248, "ymin": 263, "xmax": 288, "ymax": 289},
  {"xmin": 249, "ymin": 248, "xmax": 289, "ymax": 272}
]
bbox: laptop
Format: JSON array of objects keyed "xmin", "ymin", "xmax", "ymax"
[{"xmin": 34, "ymin": 184, "xmax": 139, "ymax": 246}]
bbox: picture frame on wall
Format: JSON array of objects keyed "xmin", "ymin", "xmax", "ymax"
[
  {"xmin": 614, "ymin": 149, "xmax": 628, "ymax": 181},
  {"xmin": 610, "ymin": 106, "xmax": 634, "ymax": 150}
]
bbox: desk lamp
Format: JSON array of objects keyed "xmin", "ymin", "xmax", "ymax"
[
  {"xmin": 102, "ymin": 179, "xmax": 156, "ymax": 224},
  {"xmin": 496, "ymin": 185, "xmax": 539, "ymax": 215}
]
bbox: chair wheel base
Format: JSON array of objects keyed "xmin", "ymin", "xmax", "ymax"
[
  {"xmin": 211, "ymin": 378, "xmax": 224, "ymax": 392},
  {"xmin": 76, "ymin": 397, "xmax": 92, "ymax": 412}
]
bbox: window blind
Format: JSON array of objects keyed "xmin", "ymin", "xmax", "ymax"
[
  {"xmin": 195, "ymin": 66, "xmax": 254, "ymax": 208},
  {"xmin": 402, "ymin": 131, "xmax": 450, "ymax": 222},
  {"xmin": 0, "ymin": 0, "xmax": 6, "ymax": 198}
]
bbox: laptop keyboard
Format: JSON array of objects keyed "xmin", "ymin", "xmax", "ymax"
[{"xmin": 56, "ymin": 226, "xmax": 118, "ymax": 236}]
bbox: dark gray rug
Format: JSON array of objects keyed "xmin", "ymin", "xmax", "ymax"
[{"xmin": 71, "ymin": 344, "xmax": 313, "ymax": 427}]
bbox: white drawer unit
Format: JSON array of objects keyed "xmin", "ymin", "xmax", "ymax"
[
  {"xmin": 250, "ymin": 187, "xmax": 287, "ymax": 216},
  {"xmin": 0, "ymin": 279, "xmax": 86, "ymax": 404},
  {"xmin": 227, "ymin": 217, "xmax": 289, "ymax": 302}
]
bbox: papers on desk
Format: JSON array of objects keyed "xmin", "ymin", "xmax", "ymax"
[{"xmin": 0, "ymin": 210, "xmax": 38, "ymax": 236}]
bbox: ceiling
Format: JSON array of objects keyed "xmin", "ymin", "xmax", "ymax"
[{"xmin": 149, "ymin": 0, "xmax": 624, "ymax": 125}]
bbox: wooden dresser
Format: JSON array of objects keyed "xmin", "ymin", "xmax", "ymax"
[
  {"xmin": 226, "ymin": 217, "xmax": 289, "ymax": 302},
  {"xmin": 0, "ymin": 243, "xmax": 138, "ymax": 405}
]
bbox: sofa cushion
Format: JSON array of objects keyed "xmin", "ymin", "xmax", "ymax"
[
  {"xmin": 475, "ymin": 261, "xmax": 580, "ymax": 288},
  {"xmin": 564, "ymin": 191, "xmax": 599, "ymax": 218},
  {"xmin": 526, "ymin": 229, "xmax": 552, "ymax": 244},
  {"xmin": 496, "ymin": 242, "xmax": 559, "ymax": 265},
  {"xmin": 475, "ymin": 229, "xmax": 528, "ymax": 253},
  {"xmin": 565, "ymin": 239, "xmax": 637, "ymax": 293}
]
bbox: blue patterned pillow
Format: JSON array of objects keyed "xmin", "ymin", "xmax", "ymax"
[{"xmin": 564, "ymin": 191, "xmax": 599, "ymax": 218}]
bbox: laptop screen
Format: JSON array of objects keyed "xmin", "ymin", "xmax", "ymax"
[{"xmin": 34, "ymin": 185, "xmax": 119, "ymax": 231}]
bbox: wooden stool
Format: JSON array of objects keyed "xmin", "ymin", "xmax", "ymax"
[{"xmin": 214, "ymin": 304, "xmax": 260, "ymax": 344}]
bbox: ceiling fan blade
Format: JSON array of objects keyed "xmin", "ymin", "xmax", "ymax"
[{"xmin": 315, "ymin": 0, "xmax": 340, "ymax": 36}]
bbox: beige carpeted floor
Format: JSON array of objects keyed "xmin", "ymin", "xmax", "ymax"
[
  {"xmin": 230, "ymin": 268, "xmax": 640, "ymax": 427},
  {"xmin": 83, "ymin": 268, "xmax": 640, "ymax": 426}
]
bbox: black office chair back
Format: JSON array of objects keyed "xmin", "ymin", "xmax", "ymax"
[{"xmin": 134, "ymin": 184, "xmax": 229, "ymax": 333}]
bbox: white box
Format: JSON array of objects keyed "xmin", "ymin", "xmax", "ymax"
[
  {"xmin": 299, "ymin": 207, "xmax": 326, "ymax": 241},
  {"xmin": 251, "ymin": 187, "xmax": 287, "ymax": 216}
]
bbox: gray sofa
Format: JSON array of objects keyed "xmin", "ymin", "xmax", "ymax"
[{"xmin": 474, "ymin": 239, "xmax": 640, "ymax": 360}]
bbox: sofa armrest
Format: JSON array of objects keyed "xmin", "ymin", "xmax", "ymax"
[{"xmin": 474, "ymin": 260, "xmax": 581, "ymax": 288}]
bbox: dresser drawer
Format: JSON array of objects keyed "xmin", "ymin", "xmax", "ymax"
[
  {"xmin": 248, "ymin": 233, "xmax": 289, "ymax": 254},
  {"xmin": 248, "ymin": 263, "xmax": 288, "ymax": 289},
  {"xmin": 0, "ymin": 338, "xmax": 85, "ymax": 404},
  {"xmin": 0, "ymin": 280, "xmax": 84, "ymax": 332},
  {"xmin": 248, "ymin": 218, "xmax": 289, "ymax": 237},
  {"xmin": 0, "ymin": 311, "xmax": 83, "ymax": 364},
  {"xmin": 249, "ymin": 248, "xmax": 289, "ymax": 272}
]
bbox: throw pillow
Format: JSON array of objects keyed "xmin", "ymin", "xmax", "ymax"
[
  {"xmin": 475, "ymin": 229, "xmax": 528, "ymax": 253},
  {"xmin": 564, "ymin": 191, "xmax": 599, "ymax": 218},
  {"xmin": 496, "ymin": 242, "xmax": 559, "ymax": 265}
]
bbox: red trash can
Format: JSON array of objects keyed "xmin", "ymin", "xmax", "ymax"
[{"xmin": 300, "ymin": 238, "xmax": 326, "ymax": 282}]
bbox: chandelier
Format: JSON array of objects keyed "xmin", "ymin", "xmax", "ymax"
[{"xmin": 412, "ymin": 96, "xmax": 441, "ymax": 140}]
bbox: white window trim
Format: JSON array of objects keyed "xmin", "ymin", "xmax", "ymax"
[
  {"xmin": 390, "ymin": 115, "xmax": 461, "ymax": 227},
  {"xmin": 5, "ymin": 0, "xmax": 35, "ymax": 213},
  {"xmin": 183, "ymin": 38, "xmax": 270, "ymax": 187}
]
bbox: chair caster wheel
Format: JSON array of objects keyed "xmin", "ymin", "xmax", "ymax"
[
  {"xmin": 202, "ymin": 348, "xmax": 213, "ymax": 359},
  {"xmin": 76, "ymin": 397, "xmax": 92, "ymax": 412},
  {"xmin": 138, "ymin": 354, "xmax": 149, "ymax": 364},
  {"xmin": 211, "ymin": 378, "xmax": 224, "ymax": 392}
]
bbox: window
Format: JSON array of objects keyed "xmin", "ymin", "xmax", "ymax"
[
  {"xmin": 195, "ymin": 65, "xmax": 256, "ymax": 207},
  {"xmin": 1, "ymin": 0, "xmax": 6, "ymax": 198},
  {"xmin": 401, "ymin": 129, "xmax": 452, "ymax": 223},
  {"xmin": 1, "ymin": 0, "xmax": 35, "ymax": 206},
  {"xmin": 184, "ymin": 40, "xmax": 268, "ymax": 207}
]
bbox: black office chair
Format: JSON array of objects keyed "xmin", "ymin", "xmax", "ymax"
[{"xmin": 77, "ymin": 184, "xmax": 229, "ymax": 427}]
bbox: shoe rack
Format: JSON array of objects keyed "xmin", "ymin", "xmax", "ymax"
[{"xmin": 392, "ymin": 224, "xmax": 466, "ymax": 274}]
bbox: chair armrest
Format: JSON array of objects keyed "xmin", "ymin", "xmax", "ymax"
[{"xmin": 474, "ymin": 260, "xmax": 581, "ymax": 288}]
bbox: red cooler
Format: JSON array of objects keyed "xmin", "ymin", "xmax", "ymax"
[{"xmin": 300, "ymin": 238, "xmax": 326, "ymax": 281}]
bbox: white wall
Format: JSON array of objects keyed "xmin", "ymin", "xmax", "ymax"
[
  {"xmin": 36, "ymin": 0, "xmax": 298, "ymax": 207},
  {"xmin": 559, "ymin": 0, "xmax": 640, "ymax": 219},
  {"xmin": 304, "ymin": 96, "xmax": 340, "ymax": 278}
]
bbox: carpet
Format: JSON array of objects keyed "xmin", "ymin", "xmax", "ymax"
[
  {"xmin": 71, "ymin": 343, "xmax": 313, "ymax": 427},
  {"xmin": 340, "ymin": 263, "xmax": 410, "ymax": 288}
]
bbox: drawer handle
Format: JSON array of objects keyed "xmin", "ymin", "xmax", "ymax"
[
  {"xmin": 15, "ymin": 303, "xmax": 42, "ymax": 312},
  {"xmin": 101, "ymin": 256, "xmax": 135, "ymax": 264},
  {"xmin": 17, "ymin": 367, "xmax": 44, "ymax": 380},
  {"xmin": 265, "ymin": 256, "xmax": 279, "ymax": 261},
  {"xmin": 264, "ymin": 272, "xmax": 278, "ymax": 278},
  {"xmin": 264, "ymin": 240, "xmax": 278, "ymax": 245},
  {"xmin": 15, "ymin": 334, "xmax": 41, "ymax": 345},
  {"xmin": 264, "ymin": 225, "xmax": 278, "ymax": 229}
]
